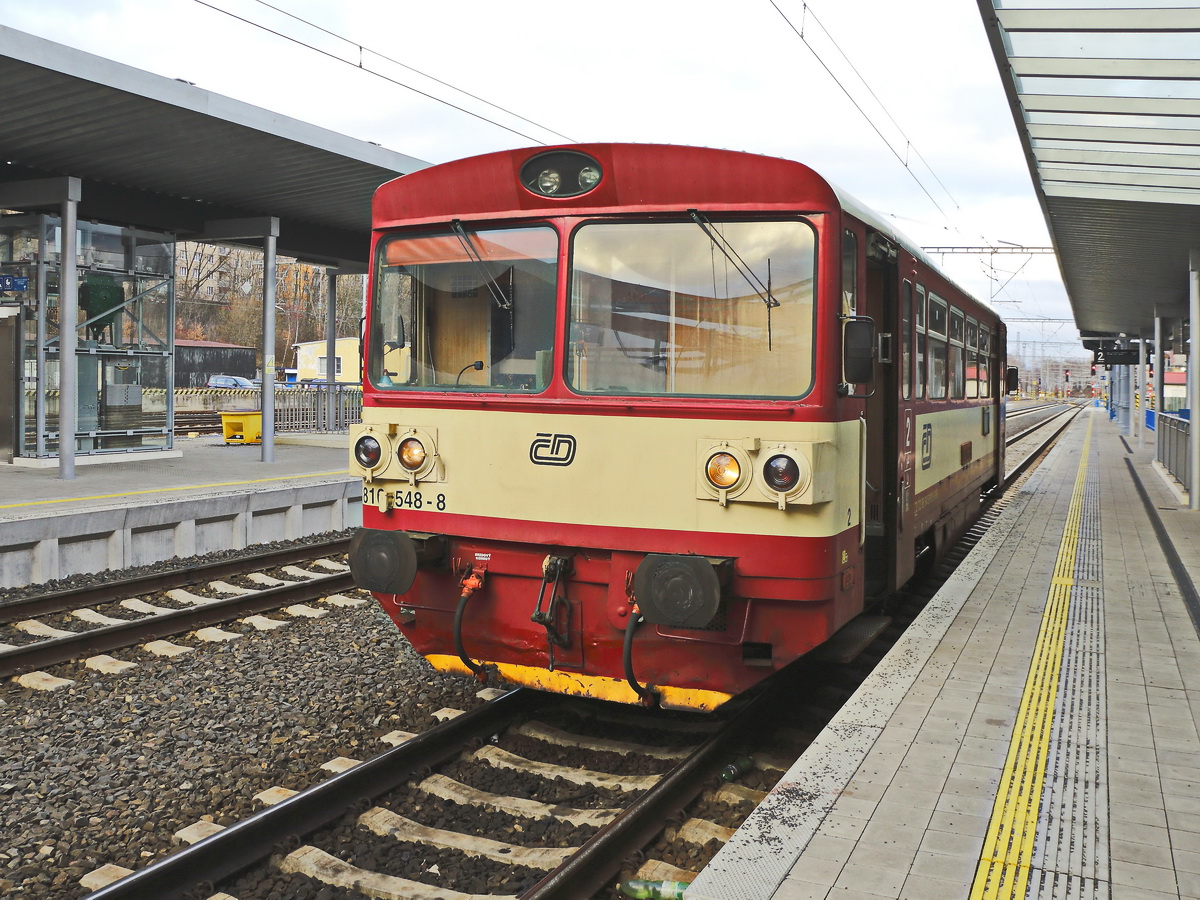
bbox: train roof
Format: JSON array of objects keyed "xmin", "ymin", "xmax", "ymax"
[{"xmin": 827, "ymin": 181, "xmax": 992, "ymax": 317}]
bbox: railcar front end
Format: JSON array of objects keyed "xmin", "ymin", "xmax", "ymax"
[{"xmin": 348, "ymin": 144, "xmax": 1003, "ymax": 711}]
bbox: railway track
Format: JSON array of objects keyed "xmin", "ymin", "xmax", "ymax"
[
  {"xmin": 1004, "ymin": 399, "xmax": 1084, "ymax": 481},
  {"xmin": 1005, "ymin": 399, "xmax": 1083, "ymax": 447},
  {"xmin": 81, "ymin": 668, "xmax": 831, "ymax": 900},
  {"xmin": 68, "ymin": 406, "xmax": 1086, "ymax": 900},
  {"xmin": 0, "ymin": 537, "xmax": 354, "ymax": 681}
]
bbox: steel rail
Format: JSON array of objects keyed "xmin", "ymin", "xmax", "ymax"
[
  {"xmin": 0, "ymin": 536, "xmax": 352, "ymax": 625},
  {"xmin": 81, "ymin": 689, "xmax": 548, "ymax": 900},
  {"xmin": 1003, "ymin": 403, "xmax": 1084, "ymax": 486},
  {"xmin": 0, "ymin": 570, "xmax": 356, "ymax": 678},
  {"xmin": 521, "ymin": 672, "xmax": 795, "ymax": 899},
  {"xmin": 1006, "ymin": 401, "xmax": 1062, "ymax": 420},
  {"xmin": 1005, "ymin": 402, "xmax": 1078, "ymax": 446}
]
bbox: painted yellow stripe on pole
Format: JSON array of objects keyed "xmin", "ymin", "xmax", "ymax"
[
  {"xmin": 0, "ymin": 470, "xmax": 352, "ymax": 510},
  {"xmin": 969, "ymin": 415, "xmax": 1093, "ymax": 900}
]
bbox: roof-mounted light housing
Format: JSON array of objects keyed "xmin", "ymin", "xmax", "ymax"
[{"xmin": 520, "ymin": 150, "xmax": 603, "ymax": 199}]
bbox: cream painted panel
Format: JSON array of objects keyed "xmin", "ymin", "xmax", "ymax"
[
  {"xmin": 357, "ymin": 409, "xmax": 863, "ymax": 539},
  {"xmin": 912, "ymin": 406, "xmax": 995, "ymax": 494}
]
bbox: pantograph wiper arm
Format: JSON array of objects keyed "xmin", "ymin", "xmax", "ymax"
[{"xmin": 450, "ymin": 220, "xmax": 511, "ymax": 310}]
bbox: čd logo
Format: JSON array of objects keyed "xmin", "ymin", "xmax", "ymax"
[{"xmin": 530, "ymin": 433, "xmax": 577, "ymax": 467}]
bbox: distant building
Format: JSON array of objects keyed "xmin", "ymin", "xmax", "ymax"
[
  {"xmin": 175, "ymin": 339, "xmax": 257, "ymax": 388},
  {"xmin": 292, "ymin": 337, "xmax": 360, "ymax": 383}
]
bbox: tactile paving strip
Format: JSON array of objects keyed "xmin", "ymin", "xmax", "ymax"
[
  {"xmin": 1028, "ymin": 467, "xmax": 1110, "ymax": 898},
  {"xmin": 970, "ymin": 417, "xmax": 1111, "ymax": 900}
]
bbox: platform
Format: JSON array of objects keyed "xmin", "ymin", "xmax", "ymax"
[
  {"xmin": 0, "ymin": 434, "xmax": 358, "ymax": 589},
  {"xmin": 689, "ymin": 407, "xmax": 1200, "ymax": 900}
]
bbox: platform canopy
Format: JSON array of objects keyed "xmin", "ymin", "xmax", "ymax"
[
  {"xmin": 0, "ymin": 24, "xmax": 429, "ymax": 267},
  {"xmin": 977, "ymin": 2, "xmax": 1200, "ymax": 339}
]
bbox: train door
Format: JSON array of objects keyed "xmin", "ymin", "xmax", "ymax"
[{"xmin": 861, "ymin": 232, "xmax": 899, "ymax": 598}]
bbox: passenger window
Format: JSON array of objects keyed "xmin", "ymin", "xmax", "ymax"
[
  {"xmin": 915, "ymin": 285, "xmax": 926, "ymax": 399},
  {"xmin": 901, "ymin": 281, "xmax": 913, "ymax": 400},
  {"xmin": 842, "ymin": 230, "xmax": 858, "ymax": 314},
  {"xmin": 949, "ymin": 308, "xmax": 965, "ymax": 399},
  {"xmin": 966, "ymin": 317, "xmax": 979, "ymax": 399},
  {"xmin": 927, "ymin": 295, "xmax": 947, "ymax": 399},
  {"xmin": 979, "ymin": 325, "xmax": 991, "ymax": 398}
]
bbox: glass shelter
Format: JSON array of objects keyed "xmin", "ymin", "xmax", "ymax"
[{"xmin": 0, "ymin": 213, "xmax": 175, "ymax": 461}]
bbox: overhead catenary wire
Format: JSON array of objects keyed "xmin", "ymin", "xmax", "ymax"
[
  {"xmin": 769, "ymin": 0, "xmax": 1004, "ymax": 251},
  {"xmin": 192, "ymin": 0, "xmax": 572, "ymax": 146}
]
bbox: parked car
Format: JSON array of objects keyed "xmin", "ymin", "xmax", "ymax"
[{"xmin": 207, "ymin": 374, "xmax": 256, "ymax": 389}]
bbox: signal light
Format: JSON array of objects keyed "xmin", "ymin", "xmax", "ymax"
[
  {"xmin": 764, "ymin": 454, "xmax": 801, "ymax": 492},
  {"xmin": 354, "ymin": 435, "xmax": 382, "ymax": 468},
  {"xmin": 398, "ymin": 437, "xmax": 426, "ymax": 471},
  {"xmin": 706, "ymin": 452, "xmax": 741, "ymax": 489}
]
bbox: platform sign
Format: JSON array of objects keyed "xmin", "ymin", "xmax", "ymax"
[
  {"xmin": 1094, "ymin": 347, "xmax": 1138, "ymax": 366},
  {"xmin": 0, "ymin": 275, "xmax": 29, "ymax": 291}
]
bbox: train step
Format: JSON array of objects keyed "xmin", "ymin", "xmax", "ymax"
[{"xmin": 809, "ymin": 615, "xmax": 892, "ymax": 665}]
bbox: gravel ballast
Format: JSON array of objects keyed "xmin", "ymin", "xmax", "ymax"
[{"xmin": 0, "ymin": 544, "xmax": 488, "ymax": 900}]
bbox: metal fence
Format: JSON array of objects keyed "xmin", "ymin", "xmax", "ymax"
[
  {"xmin": 274, "ymin": 385, "xmax": 362, "ymax": 433},
  {"xmin": 1157, "ymin": 412, "xmax": 1190, "ymax": 493}
]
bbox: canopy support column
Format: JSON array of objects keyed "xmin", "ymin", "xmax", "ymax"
[{"xmin": 1190, "ymin": 250, "xmax": 1200, "ymax": 509}]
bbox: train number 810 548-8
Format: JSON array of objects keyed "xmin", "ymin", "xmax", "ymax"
[{"xmin": 363, "ymin": 486, "xmax": 446, "ymax": 511}]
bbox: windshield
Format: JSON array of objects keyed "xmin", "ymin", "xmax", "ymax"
[
  {"xmin": 370, "ymin": 225, "xmax": 557, "ymax": 391},
  {"xmin": 567, "ymin": 219, "xmax": 816, "ymax": 398}
]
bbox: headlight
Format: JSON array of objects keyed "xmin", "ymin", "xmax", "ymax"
[
  {"xmin": 398, "ymin": 437, "xmax": 426, "ymax": 471},
  {"xmin": 578, "ymin": 165, "xmax": 601, "ymax": 190},
  {"xmin": 763, "ymin": 454, "xmax": 801, "ymax": 491},
  {"xmin": 354, "ymin": 435, "xmax": 382, "ymax": 468},
  {"xmin": 537, "ymin": 169, "xmax": 561, "ymax": 195},
  {"xmin": 706, "ymin": 452, "xmax": 741, "ymax": 489}
]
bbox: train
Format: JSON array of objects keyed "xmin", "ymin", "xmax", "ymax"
[{"xmin": 347, "ymin": 143, "xmax": 1010, "ymax": 712}]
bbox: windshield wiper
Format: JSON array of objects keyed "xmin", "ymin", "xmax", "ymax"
[
  {"xmin": 450, "ymin": 219, "xmax": 511, "ymax": 310},
  {"xmin": 688, "ymin": 210, "xmax": 779, "ymax": 350},
  {"xmin": 688, "ymin": 210, "xmax": 780, "ymax": 310}
]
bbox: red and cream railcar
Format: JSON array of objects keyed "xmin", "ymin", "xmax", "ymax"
[{"xmin": 348, "ymin": 144, "xmax": 1007, "ymax": 711}]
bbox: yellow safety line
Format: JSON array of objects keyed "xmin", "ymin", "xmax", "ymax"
[
  {"xmin": 969, "ymin": 415, "xmax": 1093, "ymax": 900},
  {"xmin": 0, "ymin": 470, "xmax": 352, "ymax": 510}
]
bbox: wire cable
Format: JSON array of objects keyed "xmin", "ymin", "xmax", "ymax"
[
  {"xmin": 247, "ymin": 0, "xmax": 574, "ymax": 143},
  {"xmin": 769, "ymin": 0, "xmax": 996, "ymax": 248},
  {"xmin": 192, "ymin": 0, "xmax": 570, "ymax": 145}
]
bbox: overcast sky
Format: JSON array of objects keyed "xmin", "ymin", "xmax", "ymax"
[{"xmin": 1, "ymin": 0, "xmax": 1084, "ymax": 361}]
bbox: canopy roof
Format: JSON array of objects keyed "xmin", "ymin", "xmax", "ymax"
[
  {"xmin": 977, "ymin": 2, "xmax": 1200, "ymax": 339},
  {"xmin": 0, "ymin": 25, "xmax": 428, "ymax": 267}
]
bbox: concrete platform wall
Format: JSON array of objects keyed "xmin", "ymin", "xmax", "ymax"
[{"xmin": 0, "ymin": 480, "xmax": 361, "ymax": 589}]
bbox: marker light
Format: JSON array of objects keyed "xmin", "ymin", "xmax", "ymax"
[
  {"xmin": 398, "ymin": 437, "xmax": 427, "ymax": 471},
  {"xmin": 764, "ymin": 454, "xmax": 801, "ymax": 492},
  {"xmin": 706, "ymin": 452, "xmax": 741, "ymax": 489},
  {"xmin": 354, "ymin": 435, "xmax": 382, "ymax": 468}
]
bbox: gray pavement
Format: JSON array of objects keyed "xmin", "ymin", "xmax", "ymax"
[{"xmin": 689, "ymin": 408, "xmax": 1200, "ymax": 900}]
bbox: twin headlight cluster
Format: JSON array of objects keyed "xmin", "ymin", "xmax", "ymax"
[
  {"xmin": 352, "ymin": 426, "xmax": 440, "ymax": 483},
  {"xmin": 698, "ymin": 439, "xmax": 833, "ymax": 510},
  {"xmin": 519, "ymin": 150, "xmax": 603, "ymax": 199}
]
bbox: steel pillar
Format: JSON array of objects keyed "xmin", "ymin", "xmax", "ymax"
[
  {"xmin": 1191, "ymin": 252, "xmax": 1200, "ymax": 509},
  {"xmin": 262, "ymin": 232, "xmax": 277, "ymax": 464},
  {"xmin": 59, "ymin": 191, "xmax": 79, "ymax": 479}
]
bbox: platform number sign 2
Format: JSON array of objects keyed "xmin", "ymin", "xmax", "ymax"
[{"xmin": 921, "ymin": 423, "xmax": 933, "ymax": 470}]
